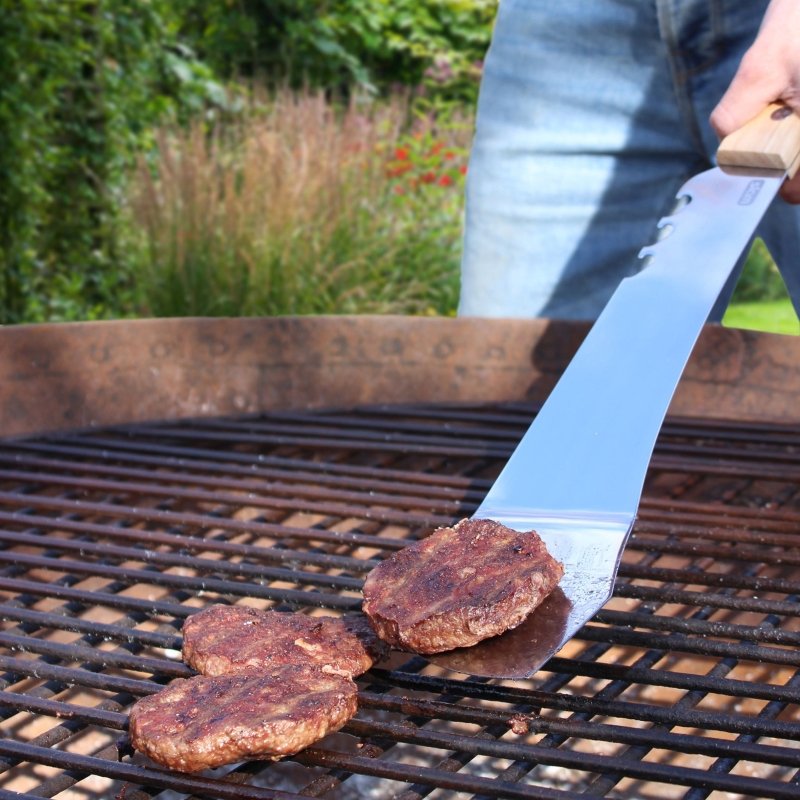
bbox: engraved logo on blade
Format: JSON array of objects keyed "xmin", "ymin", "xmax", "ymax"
[{"xmin": 738, "ymin": 179, "xmax": 764, "ymax": 206}]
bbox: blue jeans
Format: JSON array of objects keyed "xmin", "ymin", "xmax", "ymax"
[{"xmin": 459, "ymin": 0, "xmax": 800, "ymax": 320}]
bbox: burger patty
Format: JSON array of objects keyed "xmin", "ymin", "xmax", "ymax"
[
  {"xmin": 362, "ymin": 518, "xmax": 564, "ymax": 654},
  {"xmin": 128, "ymin": 664, "xmax": 357, "ymax": 772},
  {"xmin": 182, "ymin": 605, "xmax": 386, "ymax": 678}
]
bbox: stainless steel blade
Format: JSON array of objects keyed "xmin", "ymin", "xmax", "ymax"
[{"xmin": 431, "ymin": 165, "xmax": 785, "ymax": 679}]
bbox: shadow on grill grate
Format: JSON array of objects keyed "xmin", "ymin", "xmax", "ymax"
[{"xmin": 0, "ymin": 402, "xmax": 799, "ymax": 799}]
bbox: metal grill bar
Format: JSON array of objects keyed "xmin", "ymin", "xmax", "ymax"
[
  {"xmin": 0, "ymin": 467, "xmax": 457, "ymax": 529},
  {"xmin": 0, "ymin": 453, "xmax": 474, "ymax": 516},
  {"xmin": 0, "ymin": 529, "xmax": 363, "ymax": 592},
  {"xmin": 354, "ymin": 692, "xmax": 800, "ymax": 767},
  {"xmin": 0, "ymin": 548, "xmax": 360, "ymax": 611},
  {"xmin": 11, "ymin": 436, "xmax": 481, "ymax": 493},
  {"xmin": 0, "ymin": 508, "xmax": 372, "ymax": 570},
  {"xmin": 0, "ymin": 740, "xmax": 303, "ymax": 800},
  {"xmin": 0, "ymin": 404, "xmax": 798, "ymax": 799},
  {"xmin": 0, "ymin": 489, "xmax": 396, "ymax": 551},
  {"xmin": 307, "ymin": 721, "xmax": 800, "ymax": 799}
]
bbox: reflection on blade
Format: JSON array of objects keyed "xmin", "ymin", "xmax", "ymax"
[{"xmin": 429, "ymin": 588, "xmax": 573, "ymax": 679}]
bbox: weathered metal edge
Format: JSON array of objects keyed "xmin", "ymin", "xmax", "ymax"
[{"xmin": 0, "ymin": 316, "xmax": 797, "ymax": 438}]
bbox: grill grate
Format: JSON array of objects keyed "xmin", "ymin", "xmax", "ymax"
[{"xmin": 0, "ymin": 402, "xmax": 799, "ymax": 799}]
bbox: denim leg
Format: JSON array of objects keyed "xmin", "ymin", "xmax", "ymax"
[{"xmin": 459, "ymin": 0, "xmax": 799, "ymax": 320}]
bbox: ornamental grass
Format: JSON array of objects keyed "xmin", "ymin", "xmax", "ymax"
[{"xmin": 128, "ymin": 90, "xmax": 472, "ymax": 318}]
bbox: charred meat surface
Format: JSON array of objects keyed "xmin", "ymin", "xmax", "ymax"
[
  {"xmin": 362, "ymin": 518, "xmax": 564, "ymax": 653},
  {"xmin": 182, "ymin": 605, "xmax": 386, "ymax": 678},
  {"xmin": 128, "ymin": 665, "xmax": 358, "ymax": 772}
]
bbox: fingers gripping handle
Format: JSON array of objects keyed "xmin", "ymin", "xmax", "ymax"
[{"xmin": 717, "ymin": 102, "xmax": 800, "ymax": 178}]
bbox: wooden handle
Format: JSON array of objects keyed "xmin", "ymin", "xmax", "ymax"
[{"xmin": 717, "ymin": 102, "xmax": 800, "ymax": 178}]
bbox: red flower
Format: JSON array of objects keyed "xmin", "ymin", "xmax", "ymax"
[
  {"xmin": 386, "ymin": 162, "xmax": 412, "ymax": 178},
  {"xmin": 459, "ymin": 165, "xmax": 468, "ymax": 175},
  {"xmin": 420, "ymin": 171, "xmax": 437, "ymax": 184},
  {"xmin": 394, "ymin": 146, "xmax": 410, "ymax": 160},
  {"xmin": 438, "ymin": 174, "xmax": 454, "ymax": 187}
]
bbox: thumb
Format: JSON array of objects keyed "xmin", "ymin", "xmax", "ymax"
[{"xmin": 710, "ymin": 59, "xmax": 784, "ymax": 139}]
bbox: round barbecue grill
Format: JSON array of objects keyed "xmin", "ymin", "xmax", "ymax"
[{"xmin": 0, "ymin": 315, "xmax": 798, "ymax": 799}]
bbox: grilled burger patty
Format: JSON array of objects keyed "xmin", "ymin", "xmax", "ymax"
[
  {"xmin": 362, "ymin": 518, "xmax": 564, "ymax": 653},
  {"xmin": 182, "ymin": 605, "xmax": 386, "ymax": 678},
  {"xmin": 128, "ymin": 665, "xmax": 357, "ymax": 772}
]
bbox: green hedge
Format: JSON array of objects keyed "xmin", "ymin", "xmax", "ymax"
[
  {"xmin": 0, "ymin": 0, "xmax": 226, "ymax": 323},
  {"xmin": 179, "ymin": 0, "xmax": 497, "ymax": 100}
]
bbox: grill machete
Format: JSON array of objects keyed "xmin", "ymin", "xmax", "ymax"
[{"xmin": 430, "ymin": 103, "xmax": 800, "ymax": 679}]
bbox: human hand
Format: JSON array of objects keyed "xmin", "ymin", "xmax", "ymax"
[{"xmin": 710, "ymin": 0, "xmax": 800, "ymax": 202}]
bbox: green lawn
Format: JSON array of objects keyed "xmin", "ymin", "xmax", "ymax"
[{"xmin": 723, "ymin": 299, "xmax": 799, "ymax": 335}]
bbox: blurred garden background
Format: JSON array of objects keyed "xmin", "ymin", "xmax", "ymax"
[{"xmin": 1, "ymin": 1, "xmax": 796, "ymax": 332}]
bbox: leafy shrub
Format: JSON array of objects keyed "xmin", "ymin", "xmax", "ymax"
[
  {"xmin": 179, "ymin": 0, "xmax": 497, "ymax": 101},
  {"xmin": 731, "ymin": 238, "xmax": 789, "ymax": 303},
  {"xmin": 0, "ymin": 1, "xmax": 229, "ymax": 323}
]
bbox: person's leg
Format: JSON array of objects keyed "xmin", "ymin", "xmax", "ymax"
[
  {"xmin": 459, "ymin": 0, "xmax": 705, "ymax": 320},
  {"xmin": 460, "ymin": 0, "xmax": 800, "ymax": 321}
]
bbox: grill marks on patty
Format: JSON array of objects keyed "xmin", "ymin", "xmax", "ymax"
[
  {"xmin": 129, "ymin": 519, "xmax": 563, "ymax": 771},
  {"xmin": 182, "ymin": 605, "xmax": 386, "ymax": 679},
  {"xmin": 128, "ymin": 665, "xmax": 357, "ymax": 773},
  {"xmin": 129, "ymin": 606, "xmax": 385, "ymax": 772},
  {"xmin": 362, "ymin": 518, "xmax": 564, "ymax": 653}
]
